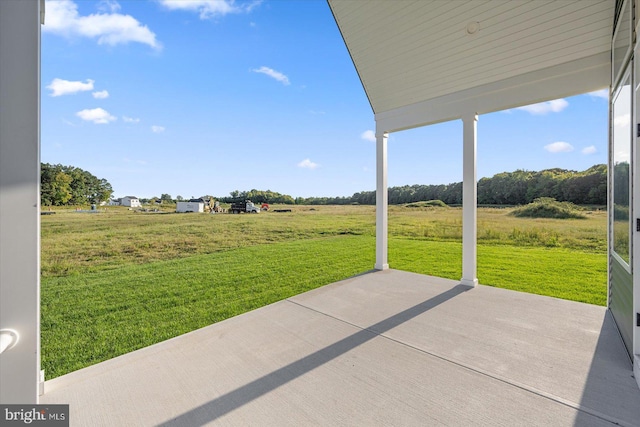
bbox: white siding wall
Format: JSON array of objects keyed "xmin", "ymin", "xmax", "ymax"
[{"xmin": 0, "ymin": 0, "xmax": 41, "ymax": 403}]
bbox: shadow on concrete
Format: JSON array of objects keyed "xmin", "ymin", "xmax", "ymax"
[
  {"xmin": 156, "ymin": 284, "xmax": 470, "ymax": 427},
  {"xmin": 572, "ymin": 311, "xmax": 640, "ymax": 427},
  {"xmin": 345, "ymin": 269, "xmax": 379, "ymax": 279}
]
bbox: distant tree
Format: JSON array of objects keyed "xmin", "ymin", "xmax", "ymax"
[
  {"xmin": 476, "ymin": 165, "xmax": 606, "ymax": 206},
  {"xmin": 221, "ymin": 189, "xmax": 294, "ymax": 204},
  {"xmin": 40, "ymin": 163, "xmax": 113, "ymax": 206},
  {"xmin": 613, "ymin": 162, "xmax": 630, "ymax": 205},
  {"xmin": 161, "ymin": 193, "xmax": 173, "ymax": 202},
  {"xmin": 41, "ymin": 164, "xmax": 70, "ymax": 206},
  {"xmin": 204, "ymin": 164, "xmax": 607, "ymax": 207},
  {"xmin": 176, "ymin": 195, "xmax": 184, "ymax": 201},
  {"xmin": 50, "ymin": 171, "xmax": 73, "ymax": 205}
]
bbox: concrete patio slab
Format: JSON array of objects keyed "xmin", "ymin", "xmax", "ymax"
[
  {"xmin": 40, "ymin": 270, "xmax": 640, "ymax": 426},
  {"xmin": 291, "ymin": 269, "xmax": 640, "ymax": 426}
]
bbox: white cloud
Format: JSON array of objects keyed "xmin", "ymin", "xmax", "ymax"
[
  {"xmin": 614, "ymin": 113, "xmax": 631, "ymax": 128},
  {"xmin": 361, "ymin": 130, "xmax": 376, "ymax": 142},
  {"xmin": 123, "ymin": 116, "xmax": 140, "ymax": 124},
  {"xmin": 252, "ymin": 66, "xmax": 290, "ymax": 85},
  {"xmin": 76, "ymin": 107, "xmax": 116, "ymax": 124},
  {"xmin": 544, "ymin": 141, "xmax": 574, "ymax": 153},
  {"xmin": 582, "ymin": 145, "xmax": 597, "ymax": 155},
  {"xmin": 47, "ymin": 78, "xmax": 94, "ymax": 96},
  {"xmin": 92, "ymin": 90, "xmax": 109, "ymax": 99},
  {"xmin": 151, "ymin": 125, "xmax": 165, "ymax": 133},
  {"xmin": 97, "ymin": 0, "xmax": 121, "ymax": 13},
  {"xmin": 515, "ymin": 99, "xmax": 568, "ymax": 115},
  {"xmin": 615, "ymin": 149, "xmax": 630, "ymax": 163},
  {"xmin": 297, "ymin": 158, "xmax": 319, "ymax": 170},
  {"xmin": 159, "ymin": 0, "xmax": 261, "ymax": 19},
  {"xmin": 43, "ymin": 0, "xmax": 161, "ymax": 50},
  {"xmin": 588, "ymin": 89, "xmax": 608, "ymax": 100}
]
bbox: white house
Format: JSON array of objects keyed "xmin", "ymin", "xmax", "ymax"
[{"xmin": 120, "ymin": 196, "xmax": 140, "ymax": 208}]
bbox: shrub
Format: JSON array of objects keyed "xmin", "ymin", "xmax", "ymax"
[
  {"xmin": 510, "ymin": 197, "xmax": 586, "ymax": 219},
  {"xmin": 405, "ymin": 200, "xmax": 448, "ymax": 208}
]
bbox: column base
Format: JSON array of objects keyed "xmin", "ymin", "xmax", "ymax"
[
  {"xmin": 39, "ymin": 369, "xmax": 45, "ymax": 397},
  {"xmin": 374, "ymin": 263, "xmax": 389, "ymax": 271},
  {"xmin": 460, "ymin": 278, "xmax": 478, "ymax": 287}
]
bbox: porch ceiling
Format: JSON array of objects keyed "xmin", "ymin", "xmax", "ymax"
[{"xmin": 329, "ymin": 0, "xmax": 613, "ymax": 130}]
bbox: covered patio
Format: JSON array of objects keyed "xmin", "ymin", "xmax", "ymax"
[
  {"xmin": 2, "ymin": 1, "xmax": 640, "ymax": 424},
  {"xmin": 41, "ymin": 270, "xmax": 640, "ymax": 426}
]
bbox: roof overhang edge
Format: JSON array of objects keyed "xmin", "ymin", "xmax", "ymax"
[{"xmin": 375, "ymin": 52, "xmax": 610, "ymax": 133}]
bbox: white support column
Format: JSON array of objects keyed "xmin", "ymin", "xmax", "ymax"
[
  {"xmin": 461, "ymin": 113, "xmax": 478, "ymax": 287},
  {"xmin": 634, "ymin": 40, "xmax": 640, "ymax": 391},
  {"xmin": 375, "ymin": 130, "xmax": 389, "ymax": 270},
  {"xmin": 0, "ymin": 0, "xmax": 42, "ymax": 403}
]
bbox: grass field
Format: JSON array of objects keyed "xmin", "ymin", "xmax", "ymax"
[{"xmin": 41, "ymin": 204, "xmax": 607, "ymax": 378}]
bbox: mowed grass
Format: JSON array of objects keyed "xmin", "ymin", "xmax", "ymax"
[
  {"xmin": 41, "ymin": 204, "xmax": 607, "ymax": 378},
  {"xmin": 390, "ymin": 239, "xmax": 606, "ymax": 306},
  {"xmin": 42, "ymin": 236, "xmax": 375, "ymax": 378},
  {"xmin": 41, "ymin": 205, "xmax": 374, "ymax": 277}
]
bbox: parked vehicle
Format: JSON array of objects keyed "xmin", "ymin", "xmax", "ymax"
[
  {"xmin": 176, "ymin": 200, "xmax": 204, "ymax": 213},
  {"xmin": 210, "ymin": 200, "xmax": 226, "ymax": 213},
  {"xmin": 230, "ymin": 200, "xmax": 260, "ymax": 214}
]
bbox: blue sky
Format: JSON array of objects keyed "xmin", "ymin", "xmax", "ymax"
[{"xmin": 41, "ymin": 0, "xmax": 608, "ymax": 199}]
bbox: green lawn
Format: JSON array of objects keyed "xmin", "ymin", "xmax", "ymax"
[
  {"xmin": 390, "ymin": 238, "xmax": 606, "ymax": 305},
  {"xmin": 40, "ymin": 205, "xmax": 607, "ymax": 378},
  {"xmin": 42, "ymin": 236, "xmax": 375, "ymax": 378}
]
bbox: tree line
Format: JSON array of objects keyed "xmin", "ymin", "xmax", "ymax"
[
  {"xmin": 41, "ymin": 163, "xmax": 607, "ymax": 207},
  {"xmin": 219, "ymin": 189, "xmax": 296, "ymax": 205},
  {"xmin": 294, "ymin": 164, "xmax": 607, "ymax": 206},
  {"xmin": 41, "ymin": 163, "xmax": 113, "ymax": 206},
  {"xmin": 141, "ymin": 190, "xmax": 297, "ymax": 205}
]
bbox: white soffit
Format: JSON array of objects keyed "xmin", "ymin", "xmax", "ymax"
[{"xmin": 329, "ymin": 0, "xmax": 613, "ymax": 130}]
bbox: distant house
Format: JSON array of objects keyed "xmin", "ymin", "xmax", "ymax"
[
  {"xmin": 108, "ymin": 198, "xmax": 121, "ymax": 206},
  {"xmin": 120, "ymin": 196, "xmax": 141, "ymax": 208}
]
